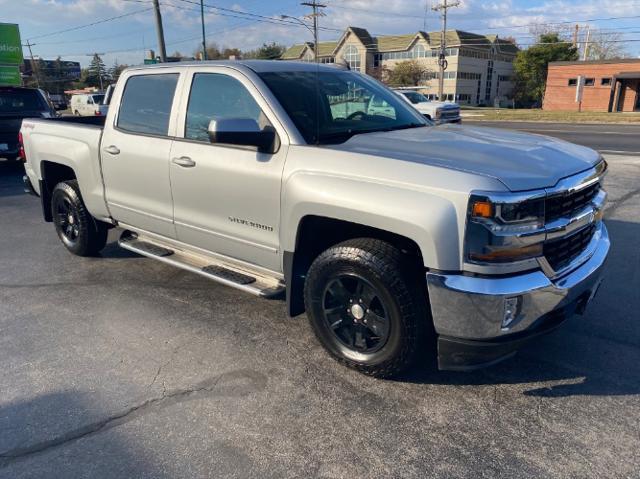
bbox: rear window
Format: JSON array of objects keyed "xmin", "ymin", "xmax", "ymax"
[
  {"xmin": 117, "ymin": 74, "xmax": 179, "ymax": 136},
  {"xmin": 92, "ymin": 94, "xmax": 105, "ymax": 105},
  {"xmin": 0, "ymin": 89, "xmax": 47, "ymax": 113}
]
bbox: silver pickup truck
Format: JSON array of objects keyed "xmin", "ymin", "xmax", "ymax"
[{"xmin": 21, "ymin": 60, "xmax": 609, "ymax": 378}]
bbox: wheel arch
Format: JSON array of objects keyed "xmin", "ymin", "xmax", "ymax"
[
  {"xmin": 39, "ymin": 161, "xmax": 77, "ymax": 222},
  {"xmin": 284, "ymin": 215, "xmax": 429, "ymax": 317}
]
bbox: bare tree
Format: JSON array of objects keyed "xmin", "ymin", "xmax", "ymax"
[{"xmin": 586, "ymin": 31, "xmax": 628, "ymax": 60}]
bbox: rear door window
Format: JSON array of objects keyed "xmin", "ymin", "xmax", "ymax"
[{"xmin": 117, "ymin": 73, "xmax": 179, "ymax": 136}]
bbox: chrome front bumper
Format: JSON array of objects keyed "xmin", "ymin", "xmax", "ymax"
[{"xmin": 426, "ymin": 222, "xmax": 609, "ymax": 369}]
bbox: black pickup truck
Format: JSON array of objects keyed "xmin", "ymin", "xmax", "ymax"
[{"xmin": 0, "ymin": 86, "xmax": 57, "ymax": 161}]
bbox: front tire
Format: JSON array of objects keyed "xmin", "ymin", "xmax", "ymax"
[
  {"xmin": 304, "ymin": 238, "xmax": 428, "ymax": 378},
  {"xmin": 51, "ymin": 180, "xmax": 108, "ymax": 256}
]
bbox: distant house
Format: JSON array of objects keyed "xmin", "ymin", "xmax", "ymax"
[{"xmin": 280, "ymin": 26, "xmax": 519, "ymax": 105}]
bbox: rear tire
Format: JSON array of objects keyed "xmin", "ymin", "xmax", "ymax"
[
  {"xmin": 304, "ymin": 238, "xmax": 429, "ymax": 378},
  {"xmin": 51, "ymin": 180, "xmax": 108, "ymax": 256}
]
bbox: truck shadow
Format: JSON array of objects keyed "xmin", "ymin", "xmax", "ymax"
[{"xmin": 403, "ymin": 218, "xmax": 640, "ymax": 398}]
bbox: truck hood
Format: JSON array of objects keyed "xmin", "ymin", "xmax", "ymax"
[{"xmin": 327, "ymin": 124, "xmax": 601, "ymax": 191}]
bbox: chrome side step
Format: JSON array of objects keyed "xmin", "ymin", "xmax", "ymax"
[{"xmin": 118, "ymin": 231, "xmax": 285, "ymax": 298}]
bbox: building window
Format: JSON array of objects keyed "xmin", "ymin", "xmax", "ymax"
[
  {"xmin": 584, "ymin": 78, "xmax": 595, "ymax": 86},
  {"xmin": 568, "ymin": 78, "xmax": 578, "ymax": 86},
  {"xmin": 601, "ymin": 77, "xmax": 612, "ymax": 86},
  {"xmin": 413, "ymin": 44, "xmax": 427, "ymax": 58},
  {"xmin": 343, "ymin": 45, "xmax": 360, "ymax": 71},
  {"xmin": 458, "ymin": 71, "xmax": 482, "ymax": 80}
]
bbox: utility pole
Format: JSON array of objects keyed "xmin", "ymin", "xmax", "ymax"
[
  {"xmin": 582, "ymin": 26, "xmax": 591, "ymax": 61},
  {"xmin": 24, "ymin": 40, "xmax": 40, "ymax": 88},
  {"xmin": 152, "ymin": 0, "xmax": 167, "ymax": 62},
  {"xmin": 432, "ymin": 0, "xmax": 459, "ymax": 100},
  {"xmin": 200, "ymin": 0, "xmax": 207, "ymax": 60},
  {"xmin": 301, "ymin": 1, "xmax": 326, "ymax": 63},
  {"xmin": 423, "ymin": 0, "xmax": 429, "ymax": 32},
  {"xmin": 572, "ymin": 24, "xmax": 579, "ymax": 48}
]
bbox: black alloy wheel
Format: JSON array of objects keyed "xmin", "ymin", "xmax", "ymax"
[
  {"xmin": 304, "ymin": 238, "xmax": 430, "ymax": 378},
  {"xmin": 54, "ymin": 194, "xmax": 81, "ymax": 248},
  {"xmin": 51, "ymin": 180, "xmax": 108, "ymax": 256},
  {"xmin": 322, "ymin": 274, "xmax": 391, "ymax": 354}
]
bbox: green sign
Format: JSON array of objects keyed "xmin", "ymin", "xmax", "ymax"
[
  {"xmin": 0, "ymin": 65, "xmax": 21, "ymax": 85},
  {"xmin": 0, "ymin": 23, "xmax": 23, "ymax": 65},
  {"xmin": 144, "ymin": 58, "xmax": 158, "ymax": 64}
]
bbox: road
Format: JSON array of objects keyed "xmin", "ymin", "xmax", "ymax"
[
  {"xmin": 467, "ymin": 120, "xmax": 640, "ymax": 155},
  {"xmin": 1, "ymin": 128, "xmax": 639, "ymax": 477}
]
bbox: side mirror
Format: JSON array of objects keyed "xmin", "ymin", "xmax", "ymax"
[{"xmin": 207, "ymin": 118, "xmax": 278, "ymax": 154}]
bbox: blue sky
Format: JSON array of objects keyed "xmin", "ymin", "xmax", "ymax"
[{"xmin": 3, "ymin": 0, "xmax": 639, "ymax": 68}]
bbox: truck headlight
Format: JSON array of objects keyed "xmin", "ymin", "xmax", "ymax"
[
  {"xmin": 435, "ymin": 109, "xmax": 442, "ymax": 119},
  {"xmin": 465, "ymin": 195, "xmax": 545, "ymax": 264}
]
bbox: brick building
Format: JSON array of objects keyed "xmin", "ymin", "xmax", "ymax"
[
  {"xmin": 543, "ymin": 59, "xmax": 640, "ymax": 112},
  {"xmin": 280, "ymin": 26, "xmax": 518, "ymax": 106}
]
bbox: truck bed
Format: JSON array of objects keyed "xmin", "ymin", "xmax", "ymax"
[{"xmin": 21, "ymin": 116, "xmax": 110, "ymax": 221}]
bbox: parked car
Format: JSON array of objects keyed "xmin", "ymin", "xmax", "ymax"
[
  {"xmin": 0, "ymin": 86, "xmax": 57, "ymax": 161},
  {"xmin": 70, "ymin": 93, "xmax": 108, "ymax": 117},
  {"xmin": 48, "ymin": 93, "xmax": 68, "ymax": 111},
  {"xmin": 21, "ymin": 61, "xmax": 609, "ymax": 377},
  {"xmin": 395, "ymin": 90, "xmax": 461, "ymax": 124}
]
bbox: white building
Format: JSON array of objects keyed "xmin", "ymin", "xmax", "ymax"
[{"xmin": 281, "ymin": 27, "xmax": 519, "ymax": 106}]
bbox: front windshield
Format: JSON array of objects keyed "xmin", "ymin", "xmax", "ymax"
[
  {"xmin": 92, "ymin": 94, "xmax": 105, "ymax": 105},
  {"xmin": 258, "ymin": 70, "xmax": 428, "ymax": 144},
  {"xmin": 401, "ymin": 91, "xmax": 428, "ymax": 104}
]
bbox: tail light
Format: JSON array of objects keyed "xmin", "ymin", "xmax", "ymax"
[
  {"xmin": 94, "ymin": 110, "xmax": 102, "ymax": 116},
  {"xmin": 18, "ymin": 131, "xmax": 26, "ymax": 161}
]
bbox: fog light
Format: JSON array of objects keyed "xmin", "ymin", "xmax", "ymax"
[{"xmin": 502, "ymin": 297, "xmax": 521, "ymax": 330}]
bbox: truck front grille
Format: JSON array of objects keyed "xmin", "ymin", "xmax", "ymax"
[
  {"xmin": 545, "ymin": 182, "xmax": 600, "ymax": 222},
  {"xmin": 543, "ymin": 224, "xmax": 596, "ymax": 271},
  {"xmin": 441, "ymin": 109, "xmax": 460, "ymax": 120}
]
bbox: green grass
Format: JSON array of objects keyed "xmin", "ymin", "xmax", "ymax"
[{"xmin": 461, "ymin": 107, "xmax": 640, "ymax": 124}]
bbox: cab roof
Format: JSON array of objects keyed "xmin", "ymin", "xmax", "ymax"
[{"xmin": 126, "ymin": 60, "xmax": 347, "ymax": 74}]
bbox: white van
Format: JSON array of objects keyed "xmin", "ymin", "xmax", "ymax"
[{"xmin": 70, "ymin": 93, "xmax": 108, "ymax": 117}]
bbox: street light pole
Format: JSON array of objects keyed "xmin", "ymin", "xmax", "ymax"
[{"xmin": 280, "ymin": 15, "xmax": 315, "ymax": 55}]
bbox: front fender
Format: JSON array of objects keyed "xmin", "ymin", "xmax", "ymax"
[{"xmin": 281, "ymin": 172, "xmax": 463, "ymax": 270}]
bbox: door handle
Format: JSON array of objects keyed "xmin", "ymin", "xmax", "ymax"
[
  {"xmin": 103, "ymin": 145, "xmax": 120, "ymax": 155},
  {"xmin": 172, "ymin": 156, "xmax": 196, "ymax": 168}
]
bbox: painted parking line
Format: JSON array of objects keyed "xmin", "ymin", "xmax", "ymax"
[
  {"xmin": 517, "ymin": 128, "xmax": 640, "ymax": 135},
  {"xmin": 600, "ymin": 150, "xmax": 640, "ymax": 155}
]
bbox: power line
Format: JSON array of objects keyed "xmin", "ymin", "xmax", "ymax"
[
  {"xmin": 481, "ymin": 14, "xmax": 640, "ymax": 31},
  {"xmin": 171, "ymin": 0, "xmax": 344, "ymax": 33},
  {"xmin": 26, "ymin": 7, "xmax": 153, "ymax": 41}
]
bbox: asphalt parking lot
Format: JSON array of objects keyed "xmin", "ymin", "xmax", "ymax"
[{"xmin": 1, "ymin": 124, "xmax": 639, "ymax": 478}]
